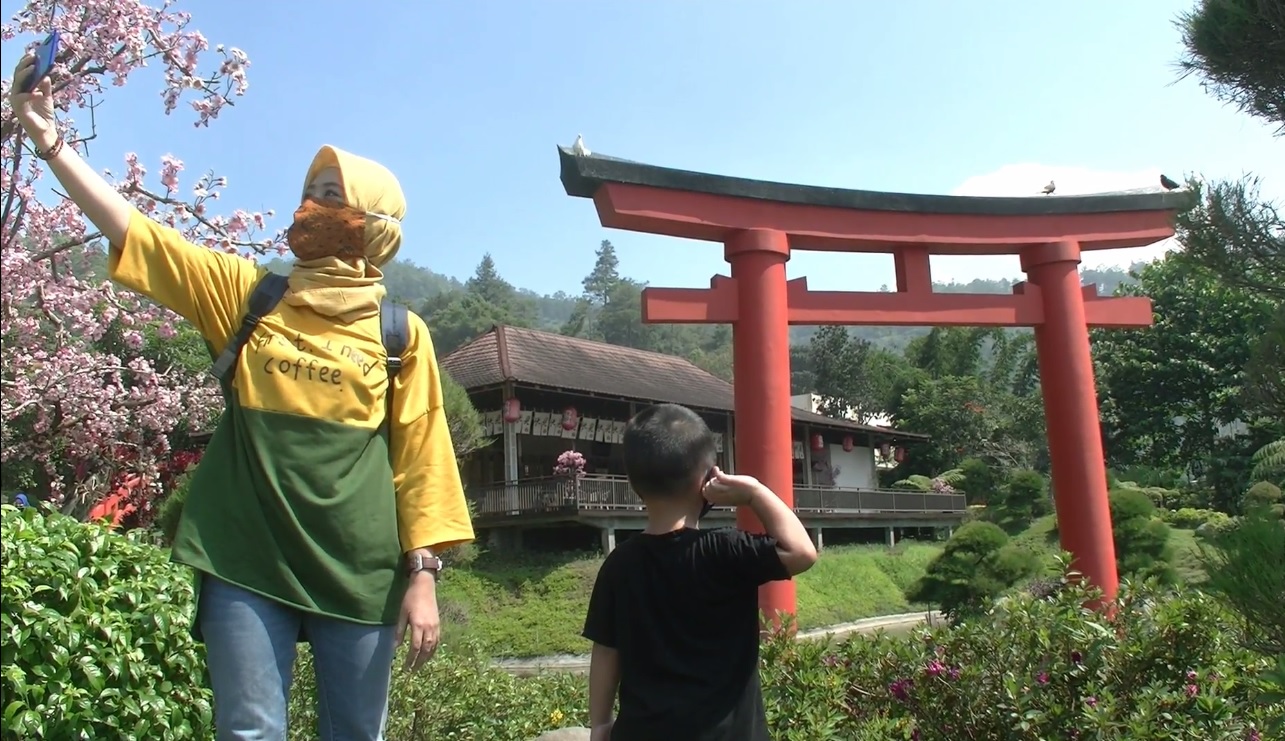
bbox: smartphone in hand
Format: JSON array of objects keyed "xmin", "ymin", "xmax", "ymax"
[
  {"xmin": 22, "ymin": 30, "xmax": 60, "ymax": 94},
  {"xmin": 699, "ymin": 467, "xmax": 716, "ymax": 519}
]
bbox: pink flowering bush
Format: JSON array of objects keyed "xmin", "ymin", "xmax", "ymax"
[
  {"xmin": 760, "ymin": 577, "xmax": 1278, "ymax": 741},
  {"xmin": 1, "ymin": 0, "xmax": 279, "ymax": 515},
  {"xmin": 552, "ymin": 450, "xmax": 586, "ymax": 479}
]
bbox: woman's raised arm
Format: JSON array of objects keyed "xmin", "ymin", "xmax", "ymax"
[
  {"xmin": 11, "ymin": 54, "xmax": 131, "ymax": 245},
  {"xmin": 9, "ymin": 53, "xmax": 261, "ymax": 350}
]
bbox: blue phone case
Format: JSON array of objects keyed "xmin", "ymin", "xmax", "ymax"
[{"xmin": 23, "ymin": 30, "xmax": 60, "ymax": 94}]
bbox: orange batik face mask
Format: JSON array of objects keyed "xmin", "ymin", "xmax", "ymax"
[{"xmin": 286, "ymin": 198, "xmax": 371, "ymax": 262}]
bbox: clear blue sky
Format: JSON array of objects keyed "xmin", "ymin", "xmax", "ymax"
[{"xmin": 4, "ymin": 0, "xmax": 1280, "ymax": 294}]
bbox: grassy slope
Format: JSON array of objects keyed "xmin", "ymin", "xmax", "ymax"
[
  {"xmin": 1009, "ymin": 514, "xmax": 1206, "ymax": 583},
  {"xmin": 437, "ymin": 519, "xmax": 1206, "ymax": 659},
  {"xmin": 437, "ymin": 543, "xmax": 942, "ymax": 659},
  {"xmin": 1168, "ymin": 527, "xmax": 1206, "ymax": 584}
]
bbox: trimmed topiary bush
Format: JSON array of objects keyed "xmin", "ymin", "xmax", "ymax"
[
  {"xmin": 1242, "ymin": 481, "xmax": 1282, "ymax": 515},
  {"xmin": 1110, "ymin": 488, "xmax": 1177, "ymax": 583},
  {"xmin": 907, "ymin": 521, "xmax": 1038, "ymax": 620},
  {"xmin": 0, "ymin": 504, "xmax": 213, "ymax": 739},
  {"xmin": 1162, "ymin": 507, "xmax": 1231, "ymax": 530}
]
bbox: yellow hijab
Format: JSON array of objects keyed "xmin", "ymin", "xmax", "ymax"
[{"xmin": 284, "ymin": 145, "xmax": 406, "ymax": 323}]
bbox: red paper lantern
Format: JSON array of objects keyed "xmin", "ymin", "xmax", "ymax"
[
  {"xmin": 894, "ymin": 446, "xmax": 908, "ymax": 463},
  {"xmin": 811, "ymin": 434, "xmax": 825, "ymax": 452},
  {"xmin": 879, "ymin": 442, "xmax": 892, "ymax": 459},
  {"xmin": 502, "ymin": 398, "xmax": 521, "ymax": 423},
  {"xmin": 842, "ymin": 435, "xmax": 854, "ymax": 452},
  {"xmin": 560, "ymin": 406, "xmax": 579, "ymax": 431}
]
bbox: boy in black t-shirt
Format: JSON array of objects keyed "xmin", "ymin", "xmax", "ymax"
[{"xmin": 581, "ymin": 403, "xmax": 820, "ymax": 741}]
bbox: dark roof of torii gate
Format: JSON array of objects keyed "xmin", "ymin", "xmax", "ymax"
[{"xmin": 558, "ymin": 147, "xmax": 1196, "ymax": 217}]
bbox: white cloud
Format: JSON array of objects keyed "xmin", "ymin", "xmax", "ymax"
[{"xmin": 928, "ymin": 163, "xmax": 1180, "ymax": 284}]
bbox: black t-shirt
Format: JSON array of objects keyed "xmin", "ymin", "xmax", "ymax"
[{"xmin": 581, "ymin": 527, "xmax": 791, "ymax": 741}]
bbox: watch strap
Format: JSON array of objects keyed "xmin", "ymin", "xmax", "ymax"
[{"xmin": 407, "ymin": 553, "xmax": 444, "ymax": 575}]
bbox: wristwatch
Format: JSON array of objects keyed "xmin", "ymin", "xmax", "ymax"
[{"xmin": 407, "ymin": 553, "xmax": 444, "ymax": 577}]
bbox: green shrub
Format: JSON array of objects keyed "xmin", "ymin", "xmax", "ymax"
[
  {"xmin": 1162, "ymin": 507, "xmax": 1230, "ymax": 530},
  {"xmin": 957, "ymin": 457, "xmax": 999, "ymax": 505},
  {"xmin": 287, "ymin": 644, "xmax": 589, "ymax": 741},
  {"xmin": 1110, "ymin": 488, "xmax": 1176, "ymax": 583},
  {"xmin": 762, "ymin": 580, "xmax": 1278, "ymax": 740},
  {"xmin": 1196, "ymin": 514, "xmax": 1242, "ymax": 540},
  {"xmin": 988, "ymin": 468, "xmax": 1051, "ymax": 531},
  {"xmin": 1243, "ymin": 481, "xmax": 1282, "ymax": 514},
  {"xmin": 1110, "ymin": 465, "xmax": 1183, "ymax": 490},
  {"xmin": 907, "ymin": 521, "xmax": 1037, "ymax": 620},
  {"xmin": 0, "ymin": 505, "xmax": 213, "ymax": 740},
  {"xmin": 152, "ymin": 472, "xmax": 192, "ymax": 546},
  {"xmin": 5, "ymin": 504, "xmax": 1279, "ymax": 741},
  {"xmin": 1201, "ymin": 513, "xmax": 1285, "ymax": 659},
  {"xmin": 1112, "ymin": 479, "xmax": 1184, "ymax": 510}
]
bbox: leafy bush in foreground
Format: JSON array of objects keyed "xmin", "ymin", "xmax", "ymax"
[
  {"xmin": 763, "ymin": 578, "xmax": 1278, "ymax": 741},
  {"xmin": 4, "ymin": 506, "xmax": 1279, "ymax": 740},
  {"xmin": 288, "ymin": 644, "xmax": 588, "ymax": 740},
  {"xmin": 0, "ymin": 505, "xmax": 212, "ymax": 740}
]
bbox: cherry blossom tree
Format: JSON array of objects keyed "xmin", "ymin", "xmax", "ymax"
[{"xmin": 1, "ymin": 0, "xmax": 283, "ymax": 519}]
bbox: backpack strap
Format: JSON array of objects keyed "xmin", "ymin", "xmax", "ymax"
[
  {"xmin": 210, "ymin": 272, "xmax": 289, "ymax": 383},
  {"xmin": 381, "ymin": 299, "xmax": 409, "ymax": 381},
  {"xmin": 379, "ymin": 299, "xmax": 410, "ymax": 437}
]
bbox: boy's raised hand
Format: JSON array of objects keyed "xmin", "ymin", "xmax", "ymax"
[{"xmin": 701, "ymin": 466, "xmax": 763, "ymax": 507}]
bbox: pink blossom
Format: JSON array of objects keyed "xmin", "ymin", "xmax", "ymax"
[
  {"xmin": 1, "ymin": 0, "xmax": 277, "ymax": 515},
  {"xmin": 553, "ymin": 450, "xmax": 587, "ymax": 479}
]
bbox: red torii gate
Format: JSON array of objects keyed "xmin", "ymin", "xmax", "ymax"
[{"xmin": 559, "ymin": 148, "xmax": 1193, "ymax": 622}]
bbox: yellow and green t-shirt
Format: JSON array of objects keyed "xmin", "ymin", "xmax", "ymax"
[{"xmin": 110, "ymin": 209, "xmax": 475, "ymax": 626}]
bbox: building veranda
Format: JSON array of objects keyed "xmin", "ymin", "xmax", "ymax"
[{"xmin": 442, "ymin": 325, "xmax": 966, "ymax": 553}]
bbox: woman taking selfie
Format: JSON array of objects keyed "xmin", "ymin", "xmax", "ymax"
[{"xmin": 11, "ymin": 54, "xmax": 475, "ymax": 740}]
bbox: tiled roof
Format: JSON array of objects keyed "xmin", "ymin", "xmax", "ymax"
[{"xmin": 440, "ymin": 325, "xmax": 927, "ymax": 440}]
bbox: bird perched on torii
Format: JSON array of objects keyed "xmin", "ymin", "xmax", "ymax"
[
  {"xmin": 1160, "ymin": 174, "xmax": 1181, "ymax": 191},
  {"xmin": 572, "ymin": 134, "xmax": 590, "ymax": 157},
  {"xmin": 1041, "ymin": 180, "xmax": 1056, "ymax": 196}
]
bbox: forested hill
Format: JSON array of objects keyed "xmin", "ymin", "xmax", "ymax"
[
  {"xmin": 262, "ymin": 247, "xmax": 1140, "ymax": 361},
  {"xmin": 71, "ymin": 240, "xmax": 1139, "ymax": 373}
]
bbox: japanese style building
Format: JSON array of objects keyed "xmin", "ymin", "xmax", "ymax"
[{"xmin": 441, "ymin": 324, "xmax": 966, "ymax": 553}]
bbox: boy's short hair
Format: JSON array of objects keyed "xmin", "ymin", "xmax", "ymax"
[{"xmin": 623, "ymin": 403, "xmax": 716, "ymax": 500}]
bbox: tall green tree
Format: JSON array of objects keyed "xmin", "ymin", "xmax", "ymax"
[
  {"xmin": 421, "ymin": 255, "xmax": 537, "ymax": 353},
  {"xmin": 581, "ymin": 240, "xmax": 621, "ymax": 304},
  {"xmin": 1175, "ymin": 177, "xmax": 1284, "ymax": 304},
  {"xmin": 1246, "ymin": 307, "xmax": 1285, "ymax": 420},
  {"xmin": 807, "ymin": 326, "xmax": 878, "ymax": 421},
  {"xmin": 895, "ymin": 375, "xmax": 1041, "ymax": 474},
  {"xmin": 1174, "ymin": 0, "xmax": 1285, "ymax": 511},
  {"xmin": 1092, "ymin": 254, "xmax": 1278, "ymax": 481},
  {"xmin": 563, "ymin": 240, "xmax": 639, "ymax": 344},
  {"xmin": 891, "ymin": 327, "xmax": 1046, "ymax": 473},
  {"xmin": 1177, "ymin": 0, "xmax": 1285, "ymax": 133},
  {"xmin": 596, "ymin": 278, "xmax": 653, "ymax": 350},
  {"xmin": 464, "ymin": 253, "xmax": 533, "ymax": 317}
]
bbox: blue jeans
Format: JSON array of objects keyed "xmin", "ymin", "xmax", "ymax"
[{"xmin": 198, "ymin": 576, "xmax": 397, "ymax": 741}]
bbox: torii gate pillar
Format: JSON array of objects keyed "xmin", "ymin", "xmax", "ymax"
[
  {"xmin": 1021, "ymin": 241, "xmax": 1119, "ymax": 600},
  {"xmin": 726, "ymin": 230, "xmax": 795, "ymax": 620}
]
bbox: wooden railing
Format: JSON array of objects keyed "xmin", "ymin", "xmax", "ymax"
[{"xmin": 467, "ymin": 475, "xmax": 966, "ymax": 518}]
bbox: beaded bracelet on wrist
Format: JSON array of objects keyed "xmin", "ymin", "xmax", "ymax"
[{"xmin": 35, "ymin": 136, "xmax": 64, "ymax": 161}]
